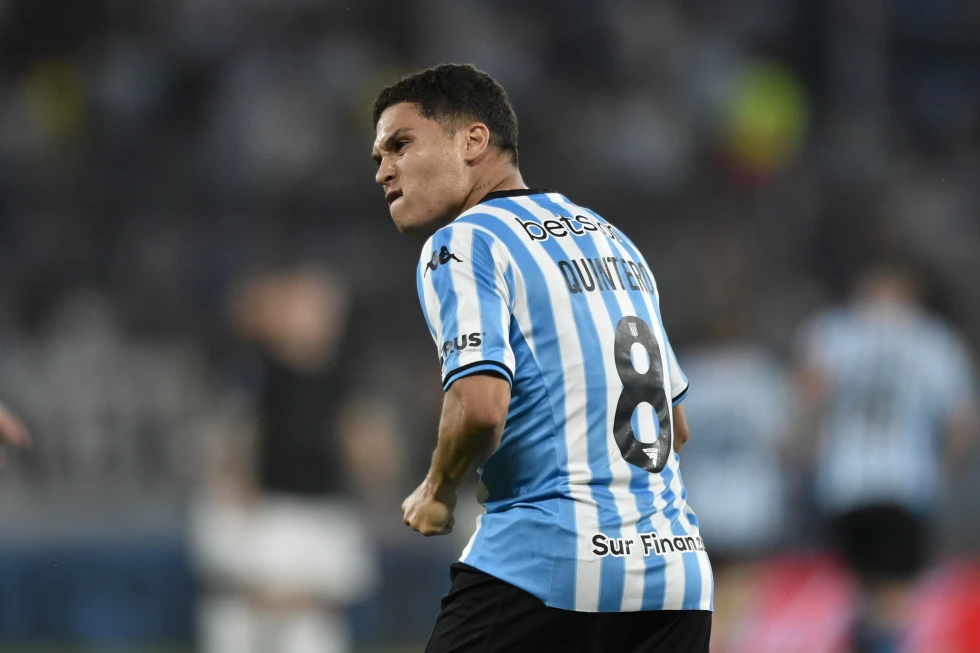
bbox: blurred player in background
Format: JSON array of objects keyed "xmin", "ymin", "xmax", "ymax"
[
  {"xmin": 678, "ymin": 312, "xmax": 794, "ymax": 652},
  {"xmin": 190, "ymin": 266, "xmax": 378, "ymax": 653},
  {"xmin": 794, "ymin": 261, "xmax": 979, "ymax": 653},
  {"xmin": 372, "ymin": 64, "xmax": 712, "ymax": 652}
]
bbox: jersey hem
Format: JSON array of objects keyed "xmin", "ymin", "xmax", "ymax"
[
  {"xmin": 672, "ymin": 384, "xmax": 690, "ymax": 405},
  {"xmin": 443, "ymin": 360, "xmax": 515, "ymax": 390}
]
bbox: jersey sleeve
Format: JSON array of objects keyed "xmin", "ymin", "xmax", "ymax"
[
  {"xmin": 666, "ymin": 336, "xmax": 689, "ymax": 405},
  {"xmin": 643, "ymin": 270, "xmax": 689, "ymax": 404},
  {"xmin": 416, "ymin": 224, "xmax": 516, "ymax": 391}
]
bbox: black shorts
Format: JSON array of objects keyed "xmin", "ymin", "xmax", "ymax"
[
  {"xmin": 831, "ymin": 503, "xmax": 928, "ymax": 582},
  {"xmin": 425, "ymin": 563, "xmax": 712, "ymax": 653}
]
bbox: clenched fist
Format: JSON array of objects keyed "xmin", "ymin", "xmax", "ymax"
[{"xmin": 402, "ymin": 479, "xmax": 457, "ymax": 536}]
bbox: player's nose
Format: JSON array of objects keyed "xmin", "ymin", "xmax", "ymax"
[{"xmin": 375, "ymin": 159, "xmax": 396, "ymax": 186}]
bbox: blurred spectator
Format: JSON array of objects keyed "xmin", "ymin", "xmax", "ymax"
[
  {"xmin": 337, "ymin": 394, "xmax": 459, "ymax": 645},
  {"xmin": 0, "ymin": 289, "xmax": 211, "ymax": 526},
  {"xmin": 793, "ymin": 261, "xmax": 979, "ymax": 653},
  {"xmin": 679, "ymin": 317, "xmax": 795, "ymax": 652},
  {"xmin": 337, "ymin": 395, "xmax": 408, "ymax": 532},
  {"xmin": 189, "ymin": 266, "xmax": 378, "ymax": 653}
]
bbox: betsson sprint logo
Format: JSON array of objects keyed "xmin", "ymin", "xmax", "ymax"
[{"xmin": 514, "ymin": 214, "xmax": 621, "ymax": 242}]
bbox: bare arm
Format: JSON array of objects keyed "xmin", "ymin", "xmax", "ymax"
[
  {"xmin": 402, "ymin": 373, "xmax": 511, "ymax": 536},
  {"xmin": 0, "ymin": 402, "xmax": 30, "ymax": 449},
  {"xmin": 429, "ymin": 373, "xmax": 510, "ymax": 486},
  {"xmin": 673, "ymin": 403, "xmax": 690, "ymax": 454}
]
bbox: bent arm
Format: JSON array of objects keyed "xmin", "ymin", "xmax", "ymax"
[
  {"xmin": 425, "ymin": 373, "xmax": 511, "ymax": 493},
  {"xmin": 0, "ymin": 402, "xmax": 30, "ymax": 449},
  {"xmin": 673, "ymin": 403, "xmax": 690, "ymax": 454}
]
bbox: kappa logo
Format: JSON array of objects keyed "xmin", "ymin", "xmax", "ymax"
[{"xmin": 425, "ymin": 246, "xmax": 463, "ymax": 276}]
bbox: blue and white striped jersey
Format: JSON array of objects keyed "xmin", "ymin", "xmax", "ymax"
[
  {"xmin": 797, "ymin": 303, "xmax": 977, "ymax": 515},
  {"xmin": 416, "ymin": 189, "xmax": 713, "ymax": 613}
]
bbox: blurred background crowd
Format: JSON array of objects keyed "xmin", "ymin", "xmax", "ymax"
[{"xmin": 0, "ymin": 0, "xmax": 978, "ymax": 651}]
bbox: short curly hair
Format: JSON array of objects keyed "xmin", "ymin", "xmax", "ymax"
[{"xmin": 372, "ymin": 63, "xmax": 519, "ymax": 166}]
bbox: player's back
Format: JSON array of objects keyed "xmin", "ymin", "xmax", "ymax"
[
  {"xmin": 798, "ymin": 303, "xmax": 975, "ymax": 513},
  {"xmin": 416, "ymin": 189, "xmax": 712, "ymax": 613}
]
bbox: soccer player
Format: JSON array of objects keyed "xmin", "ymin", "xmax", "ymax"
[
  {"xmin": 372, "ymin": 64, "xmax": 712, "ymax": 652},
  {"xmin": 794, "ymin": 262, "xmax": 979, "ymax": 653}
]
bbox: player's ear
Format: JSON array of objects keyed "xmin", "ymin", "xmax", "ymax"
[{"xmin": 461, "ymin": 122, "xmax": 490, "ymax": 163}]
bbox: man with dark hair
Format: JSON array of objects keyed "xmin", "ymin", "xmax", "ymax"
[{"xmin": 372, "ymin": 63, "xmax": 712, "ymax": 652}]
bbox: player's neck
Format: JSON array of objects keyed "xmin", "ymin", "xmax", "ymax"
[{"xmin": 461, "ymin": 169, "xmax": 527, "ymax": 214}]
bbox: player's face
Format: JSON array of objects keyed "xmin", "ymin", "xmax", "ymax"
[{"xmin": 373, "ymin": 103, "xmax": 470, "ymax": 237}]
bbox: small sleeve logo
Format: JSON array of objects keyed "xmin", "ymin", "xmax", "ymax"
[
  {"xmin": 439, "ymin": 332, "xmax": 485, "ymax": 365},
  {"xmin": 424, "ymin": 246, "xmax": 463, "ymax": 276}
]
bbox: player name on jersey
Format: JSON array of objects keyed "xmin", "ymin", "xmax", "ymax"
[{"xmin": 558, "ymin": 257, "xmax": 657, "ymax": 296}]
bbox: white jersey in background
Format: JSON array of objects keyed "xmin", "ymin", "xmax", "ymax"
[
  {"xmin": 797, "ymin": 303, "xmax": 976, "ymax": 514},
  {"xmin": 677, "ymin": 345, "xmax": 793, "ymax": 556}
]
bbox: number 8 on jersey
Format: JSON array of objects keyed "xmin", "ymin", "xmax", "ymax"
[{"xmin": 613, "ymin": 316, "xmax": 672, "ymax": 473}]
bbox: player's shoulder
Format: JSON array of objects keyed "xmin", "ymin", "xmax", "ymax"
[
  {"xmin": 427, "ymin": 191, "xmax": 562, "ymax": 253},
  {"xmin": 461, "ymin": 189, "xmax": 628, "ymax": 243},
  {"xmin": 457, "ymin": 188, "xmax": 585, "ymax": 226},
  {"xmin": 420, "ymin": 217, "xmax": 498, "ymax": 256},
  {"xmin": 416, "ymin": 218, "xmax": 508, "ymax": 278},
  {"xmin": 454, "ymin": 191, "xmax": 541, "ymax": 236}
]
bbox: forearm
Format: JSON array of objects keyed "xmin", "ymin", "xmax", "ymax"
[
  {"xmin": 425, "ymin": 381, "xmax": 506, "ymax": 492},
  {"xmin": 0, "ymin": 402, "xmax": 29, "ymax": 448}
]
